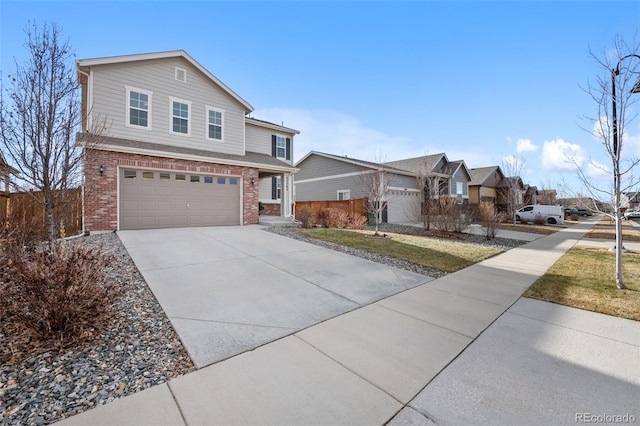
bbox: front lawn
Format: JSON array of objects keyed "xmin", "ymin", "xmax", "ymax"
[
  {"xmin": 294, "ymin": 228, "xmax": 502, "ymax": 273},
  {"xmin": 524, "ymin": 246, "xmax": 640, "ymax": 320}
]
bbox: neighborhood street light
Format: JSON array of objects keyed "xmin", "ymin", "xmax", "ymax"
[
  {"xmin": 611, "ymin": 54, "xmax": 640, "ymax": 159},
  {"xmin": 610, "ymin": 53, "xmax": 640, "ymax": 289}
]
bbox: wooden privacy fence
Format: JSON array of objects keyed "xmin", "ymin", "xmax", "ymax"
[
  {"xmin": 9, "ymin": 188, "xmax": 82, "ymax": 237},
  {"xmin": 295, "ymin": 197, "xmax": 368, "ymax": 219}
]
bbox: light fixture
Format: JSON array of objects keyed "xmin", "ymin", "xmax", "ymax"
[
  {"xmin": 99, "ymin": 164, "xmax": 104, "ymax": 176},
  {"xmin": 250, "ymin": 177, "xmax": 255, "ymax": 186}
]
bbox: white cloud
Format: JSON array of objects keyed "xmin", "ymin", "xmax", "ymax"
[
  {"xmin": 541, "ymin": 139, "xmax": 585, "ymax": 171},
  {"xmin": 254, "ymin": 107, "xmax": 425, "ymax": 163},
  {"xmin": 516, "ymin": 138, "xmax": 538, "ymax": 153},
  {"xmin": 586, "ymin": 160, "xmax": 610, "ymax": 179}
]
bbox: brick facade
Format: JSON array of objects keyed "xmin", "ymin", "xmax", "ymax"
[
  {"xmin": 260, "ymin": 203, "xmax": 282, "ymax": 216},
  {"xmin": 84, "ymin": 149, "xmax": 260, "ymax": 232}
]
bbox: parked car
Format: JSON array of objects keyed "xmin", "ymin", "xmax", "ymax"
[
  {"xmin": 515, "ymin": 205, "xmax": 564, "ymax": 224},
  {"xmin": 624, "ymin": 209, "xmax": 640, "ymax": 220},
  {"xmin": 568, "ymin": 208, "xmax": 593, "ymax": 217}
]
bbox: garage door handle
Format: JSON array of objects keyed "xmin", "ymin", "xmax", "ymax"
[{"xmin": 187, "ymin": 203, "xmax": 190, "ymax": 208}]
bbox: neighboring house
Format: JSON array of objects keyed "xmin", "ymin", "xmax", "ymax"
[
  {"xmin": 537, "ymin": 189, "xmax": 558, "ymax": 205},
  {"xmin": 0, "ymin": 152, "xmax": 17, "ymax": 220},
  {"xmin": 497, "ymin": 176, "xmax": 525, "ymax": 211},
  {"xmin": 294, "ymin": 151, "xmax": 472, "ymax": 224},
  {"xmin": 294, "ymin": 151, "xmax": 422, "ymax": 223},
  {"xmin": 76, "ymin": 50, "xmax": 298, "ymax": 232},
  {"xmin": 468, "ymin": 166, "xmax": 504, "ymax": 206},
  {"xmin": 523, "ymin": 184, "xmax": 539, "ymax": 205},
  {"xmin": 623, "ymin": 191, "xmax": 640, "ymax": 209},
  {"xmin": 385, "ymin": 153, "xmax": 472, "ymax": 205}
]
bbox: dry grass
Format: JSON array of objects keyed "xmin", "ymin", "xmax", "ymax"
[
  {"xmin": 524, "ymin": 246, "xmax": 640, "ymax": 320},
  {"xmin": 295, "ymin": 228, "xmax": 502, "ymax": 273},
  {"xmin": 499, "ymin": 223, "xmax": 559, "ymax": 235},
  {"xmin": 584, "ymin": 218, "xmax": 640, "ymax": 241}
]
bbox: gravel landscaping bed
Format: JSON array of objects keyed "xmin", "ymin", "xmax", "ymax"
[
  {"xmin": 267, "ymin": 223, "xmax": 527, "ymax": 279},
  {"xmin": 0, "ymin": 233, "xmax": 195, "ymax": 426}
]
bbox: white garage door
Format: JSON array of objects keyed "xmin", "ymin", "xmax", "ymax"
[
  {"xmin": 387, "ymin": 190, "xmax": 420, "ymax": 224},
  {"xmin": 119, "ymin": 169, "xmax": 241, "ymax": 230}
]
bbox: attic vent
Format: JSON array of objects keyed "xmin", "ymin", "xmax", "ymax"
[{"xmin": 175, "ymin": 67, "xmax": 187, "ymax": 82}]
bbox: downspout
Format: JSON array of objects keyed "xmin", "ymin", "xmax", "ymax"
[{"xmin": 76, "ymin": 67, "xmax": 90, "ymax": 235}]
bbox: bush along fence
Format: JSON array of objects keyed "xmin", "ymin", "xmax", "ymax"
[
  {"xmin": 295, "ymin": 198, "xmax": 368, "ymax": 221},
  {"xmin": 7, "ymin": 187, "xmax": 82, "ymax": 238}
]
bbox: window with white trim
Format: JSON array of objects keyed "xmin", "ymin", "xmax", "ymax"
[
  {"xmin": 275, "ymin": 136, "xmax": 286, "ymax": 159},
  {"xmin": 126, "ymin": 87, "xmax": 152, "ymax": 129},
  {"xmin": 337, "ymin": 190, "xmax": 350, "ymax": 200},
  {"xmin": 276, "ymin": 176, "xmax": 282, "ymax": 199},
  {"xmin": 206, "ymin": 106, "xmax": 224, "ymax": 141},
  {"xmin": 170, "ymin": 98, "xmax": 191, "ymax": 135}
]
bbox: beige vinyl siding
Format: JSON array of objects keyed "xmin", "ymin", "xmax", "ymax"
[
  {"xmin": 259, "ymin": 177, "xmax": 279, "ymax": 203},
  {"xmin": 245, "ymin": 123, "xmax": 294, "ymax": 165},
  {"xmin": 90, "ymin": 58, "xmax": 245, "ymax": 156}
]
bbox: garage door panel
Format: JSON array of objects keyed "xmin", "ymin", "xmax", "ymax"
[{"xmin": 120, "ymin": 169, "xmax": 241, "ymax": 230}]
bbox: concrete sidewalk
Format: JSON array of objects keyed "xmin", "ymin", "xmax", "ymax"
[{"xmin": 57, "ymin": 219, "xmax": 640, "ymax": 425}]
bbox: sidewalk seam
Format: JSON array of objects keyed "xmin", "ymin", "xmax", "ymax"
[{"xmin": 166, "ymin": 381, "xmax": 189, "ymax": 426}]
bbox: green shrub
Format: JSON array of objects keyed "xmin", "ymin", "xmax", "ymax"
[{"xmin": 0, "ymin": 239, "xmax": 121, "ymax": 347}]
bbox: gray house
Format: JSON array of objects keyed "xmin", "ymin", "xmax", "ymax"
[{"xmin": 294, "ymin": 151, "xmax": 472, "ymax": 224}]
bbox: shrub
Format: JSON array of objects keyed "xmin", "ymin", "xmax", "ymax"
[
  {"xmin": 318, "ymin": 207, "xmax": 350, "ymax": 228},
  {"xmin": 347, "ymin": 213, "xmax": 368, "ymax": 229},
  {"xmin": 434, "ymin": 198, "xmax": 470, "ymax": 233},
  {"xmin": 570, "ymin": 213, "xmax": 580, "ymax": 221},
  {"xmin": 0, "ymin": 212, "xmax": 47, "ymax": 254},
  {"xmin": 533, "ymin": 213, "xmax": 546, "ymax": 225},
  {"xmin": 478, "ymin": 201, "xmax": 505, "ymax": 240},
  {"xmin": 296, "ymin": 205, "xmax": 316, "ymax": 228},
  {"xmin": 0, "ymin": 239, "xmax": 121, "ymax": 347}
]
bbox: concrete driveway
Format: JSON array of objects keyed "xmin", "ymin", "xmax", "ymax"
[{"xmin": 117, "ymin": 225, "xmax": 433, "ymax": 368}]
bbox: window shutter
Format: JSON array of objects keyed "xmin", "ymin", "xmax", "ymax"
[
  {"xmin": 271, "ymin": 176, "xmax": 277, "ymax": 199},
  {"xmin": 272, "ymin": 135, "xmax": 277, "ymax": 157},
  {"xmin": 285, "ymin": 138, "xmax": 291, "ymax": 160}
]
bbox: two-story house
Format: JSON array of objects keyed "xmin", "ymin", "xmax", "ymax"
[{"xmin": 77, "ymin": 51, "xmax": 298, "ymax": 232}]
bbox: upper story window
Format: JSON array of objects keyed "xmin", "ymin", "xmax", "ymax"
[
  {"xmin": 126, "ymin": 86, "xmax": 152, "ymax": 129},
  {"xmin": 206, "ymin": 106, "xmax": 224, "ymax": 141},
  {"xmin": 276, "ymin": 136, "xmax": 286, "ymax": 159},
  {"xmin": 170, "ymin": 98, "xmax": 191, "ymax": 136}
]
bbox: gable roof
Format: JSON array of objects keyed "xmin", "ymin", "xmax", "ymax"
[
  {"xmin": 76, "ymin": 50, "xmax": 254, "ymax": 113},
  {"xmin": 245, "ymin": 117, "xmax": 300, "ymax": 135},
  {"xmin": 0, "ymin": 151, "xmax": 18, "ymax": 175},
  {"xmin": 384, "ymin": 153, "xmax": 447, "ymax": 175},
  {"xmin": 469, "ymin": 166, "xmax": 504, "ymax": 186},
  {"xmin": 295, "ymin": 151, "xmax": 415, "ymax": 176}
]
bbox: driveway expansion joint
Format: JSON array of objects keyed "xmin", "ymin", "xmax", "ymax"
[{"xmin": 170, "ymin": 316, "xmax": 299, "ymax": 331}]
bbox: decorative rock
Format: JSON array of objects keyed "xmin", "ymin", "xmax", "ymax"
[{"xmin": 0, "ymin": 233, "xmax": 195, "ymax": 426}]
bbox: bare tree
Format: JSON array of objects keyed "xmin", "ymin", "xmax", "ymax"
[
  {"xmin": 414, "ymin": 160, "xmax": 447, "ymax": 230},
  {"xmin": 498, "ymin": 155, "xmax": 526, "ymax": 224},
  {"xmin": 576, "ymin": 35, "xmax": 640, "ymax": 289},
  {"xmin": 0, "ymin": 23, "xmax": 86, "ymax": 240},
  {"xmin": 358, "ymin": 157, "xmax": 396, "ymax": 236}
]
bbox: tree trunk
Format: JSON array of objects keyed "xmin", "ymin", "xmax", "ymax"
[{"xmin": 614, "ymin": 176, "xmax": 626, "ymax": 289}]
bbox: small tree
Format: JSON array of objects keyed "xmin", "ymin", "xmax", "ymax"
[
  {"xmin": 478, "ymin": 201, "xmax": 504, "ymax": 240},
  {"xmin": 413, "ymin": 156, "xmax": 448, "ymax": 230},
  {"xmin": 498, "ymin": 156, "xmax": 526, "ymax": 224},
  {"xmin": 0, "ymin": 22, "xmax": 102, "ymax": 240},
  {"xmin": 358, "ymin": 157, "xmax": 396, "ymax": 235},
  {"xmin": 575, "ymin": 35, "xmax": 640, "ymax": 289}
]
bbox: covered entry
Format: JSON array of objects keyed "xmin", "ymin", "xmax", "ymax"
[{"xmin": 119, "ymin": 168, "xmax": 241, "ymax": 230}]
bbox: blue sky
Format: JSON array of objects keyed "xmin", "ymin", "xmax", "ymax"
[{"xmin": 1, "ymin": 1, "xmax": 639, "ymax": 196}]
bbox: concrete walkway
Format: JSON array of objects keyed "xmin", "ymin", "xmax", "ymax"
[{"xmin": 56, "ymin": 219, "xmax": 640, "ymax": 425}]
